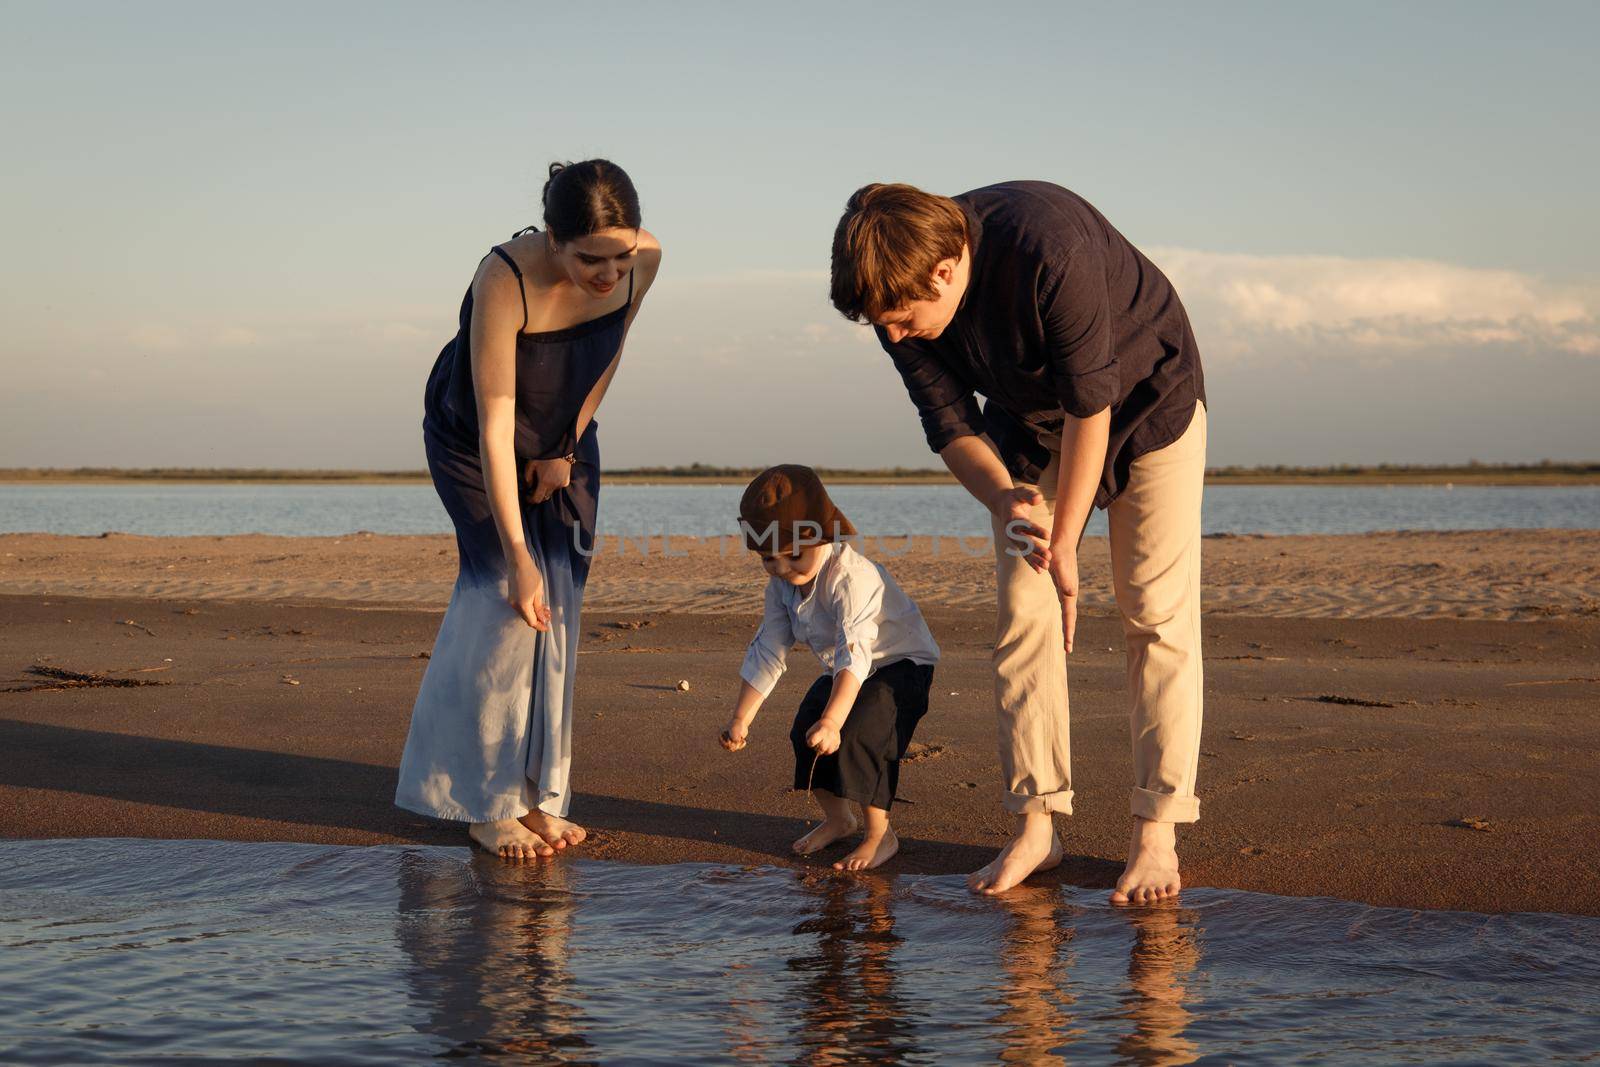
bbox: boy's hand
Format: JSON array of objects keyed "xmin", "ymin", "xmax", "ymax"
[
  {"xmin": 720, "ymin": 717, "xmax": 750, "ymax": 752},
  {"xmin": 805, "ymin": 720, "xmax": 841, "ymax": 755}
]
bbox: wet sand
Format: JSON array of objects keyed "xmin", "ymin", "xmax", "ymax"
[{"xmin": 3, "ymin": 575, "xmax": 1597, "ymax": 916}]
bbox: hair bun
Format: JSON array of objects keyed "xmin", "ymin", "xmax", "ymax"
[
  {"xmin": 542, "ymin": 161, "xmax": 572, "ymax": 207},
  {"xmin": 540, "ymin": 158, "xmax": 641, "ymax": 242}
]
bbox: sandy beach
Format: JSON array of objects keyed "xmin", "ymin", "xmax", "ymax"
[
  {"xmin": 4, "ymin": 528, "xmax": 1598, "ymax": 620},
  {"xmin": 3, "ymin": 530, "xmax": 1598, "ymax": 916}
]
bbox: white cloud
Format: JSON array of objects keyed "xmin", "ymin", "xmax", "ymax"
[
  {"xmin": 214, "ymin": 326, "xmax": 263, "ymax": 348},
  {"xmin": 1149, "ymin": 248, "xmax": 1600, "ymax": 360}
]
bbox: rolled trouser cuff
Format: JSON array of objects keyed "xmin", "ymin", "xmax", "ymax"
[
  {"xmin": 1004, "ymin": 788, "xmax": 1074, "ymax": 816},
  {"xmin": 1131, "ymin": 786, "xmax": 1199, "ymax": 823}
]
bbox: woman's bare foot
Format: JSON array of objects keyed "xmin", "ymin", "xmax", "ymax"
[
  {"xmin": 469, "ymin": 818, "xmax": 554, "ymax": 860},
  {"xmin": 1111, "ymin": 817, "xmax": 1182, "ymax": 904},
  {"xmin": 834, "ymin": 827, "xmax": 898, "ymax": 871},
  {"xmin": 968, "ymin": 812, "xmax": 1063, "ymax": 895},
  {"xmin": 792, "ymin": 814, "xmax": 859, "ymax": 855},
  {"xmin": 520, "ymin": 810, "xmax": 588, "ymax": 849}
]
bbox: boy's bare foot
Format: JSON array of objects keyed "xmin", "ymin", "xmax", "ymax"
[
  {"xmin": 834, "ymin": 828, "xmax": 898, "ymax": 871},
  {"xmin": 968, "ymin": 812, "xmax": 1063, "ymax": 895},
  {"xmin": 469, "ymin": 818, "xmax": 554, "ymax": 860},
  {"xmin": 792, "ymin": 813, "xmax": 859, "ymax": 855},
  {"xmin": 1111, "ymin": 818, "xmax": 1181, "ymax": 905},
  {"xmin": 520, "ymin": 811, "xmax": 587, "ymax": 849}
]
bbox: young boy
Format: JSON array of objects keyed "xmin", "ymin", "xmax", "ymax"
[{"xmin": 718, "ymin": 464, "xmax": 939, "ymax": 871}]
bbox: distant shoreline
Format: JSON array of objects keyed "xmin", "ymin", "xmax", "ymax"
[{"xmin": 2, "ymin": 463, "xmax": 1598, "ymax": 487}]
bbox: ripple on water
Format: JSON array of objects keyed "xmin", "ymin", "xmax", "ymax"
[{"xmin": 1, "ymin": 840, "xmax": 1597, "ymax": 1064}]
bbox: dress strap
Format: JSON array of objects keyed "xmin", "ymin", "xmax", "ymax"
[
  {"xmin": 626, "ymin": 264, "xmax": 635, "ymax": 305},
  {"xmin": 489, "ymin": 246, "xmax": 529, "ymax": 332}
]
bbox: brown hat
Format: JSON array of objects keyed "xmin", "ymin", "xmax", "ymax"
[{"xmin": 739, "ymin": 465, "xmax": 857, "ymax": 552}]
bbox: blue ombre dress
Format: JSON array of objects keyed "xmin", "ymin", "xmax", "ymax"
[{"xmin": 396, "ymin": 234, "xmax": 629, "ymax": 823}]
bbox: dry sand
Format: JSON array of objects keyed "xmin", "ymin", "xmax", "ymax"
[
  {"xmin": 4, "ymin": 528, "xmax": 1598, "ymax": 620},
  {"xmin": 1, "ymin": 530, "xmax": 1598, "ymax": 916}
]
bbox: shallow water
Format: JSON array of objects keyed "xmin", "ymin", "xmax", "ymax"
[
  {"xmin": 3, "ymin": 482, "xmax": 1599, "ymax": 538},
  {"xmin": 2, "ymin": 841, "xmax": 1597, "ymax": 1064}
]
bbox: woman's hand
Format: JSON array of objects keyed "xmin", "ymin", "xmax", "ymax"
[
  {"xmin": 720, "ymin": 715, "xmax": 751, "ymax": 752},
  {"xmin": 508, "ymin": 553, "xmax": 552, "ymax": 630},
  {"xmin": 988, "ymin": 486, "xmax": 1052, "ymax": 573},
  {"xmin": 1048, "ymin": 547, "xmax": 1080, "ymax": 653},
  {"xmin": 805, "ymin": 720, "xmax": 842, "ymax": 756},
  {"xmin": 523, "ymin": 456, "xmax": 573, "ymax": 506}
]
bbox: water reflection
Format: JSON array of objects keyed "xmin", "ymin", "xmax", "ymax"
[
  {"xmin": 992, "ymin": 887, "xmax": 1080, "ymax": 1065},
  {"xmin": 392, "ymin": 857, "xmax": 1204, "ymax": 1064},
  {"xmin": 396, "ymin": 852, "xmax": 594, "ymax": 1062},
  {"xmin": 1115, "ymin": 905, "xmax": 1202, "ymax": 1066},
  {"xmin": 5, "ymin": 842, "xmax": 1599, "ymax": 1064},
  {"xmin": 786, "ymin": 872, "xmax": 919, "ymax": 1065},
  {"xmin": 986, "ymin": 887, "xmax": 1202, "ymax": 1066}
]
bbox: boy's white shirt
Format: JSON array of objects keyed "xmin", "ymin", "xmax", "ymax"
[{"xmin": 739, "ymin": 541, "xmax": 940, "ymax": 698}]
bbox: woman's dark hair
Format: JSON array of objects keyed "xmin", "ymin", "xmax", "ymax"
[{"xmin": 541, "ymin": 159, "xmax": 641, "ymax": 243}]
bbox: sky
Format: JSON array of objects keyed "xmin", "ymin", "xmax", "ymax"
[{"xmin": 2, "ymin": 1, "xmax": 1597, "ymax": 470}]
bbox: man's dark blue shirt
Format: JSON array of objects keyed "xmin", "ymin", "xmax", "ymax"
[{"xmin": 876, "ymin": 181, "xmax": 1206, "ymax": 508}]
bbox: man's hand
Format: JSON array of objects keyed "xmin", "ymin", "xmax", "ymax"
[
  {"xmin": 523, "ymin": 456, "xmax": 573, "ymax": 506},
  {"xmin": 720, "ymin": 715, "xmax": 751, "ymax": 752},
  {"xmin": 806, "ymin": 720, "xmax": 842, "ymax": 755},
  {"xmin": 1048, "ymin": 548, "xmax": 1080, "ymax": 653},
  {"xmin": 989, "ymin": 486, "xmax": 1052, "ymax": 572}
]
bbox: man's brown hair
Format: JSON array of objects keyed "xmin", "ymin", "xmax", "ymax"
[{"xmin": 829, "ymin": 183, "xmax": 968, "ymax": 323}]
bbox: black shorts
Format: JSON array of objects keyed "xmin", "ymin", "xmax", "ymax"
[{"xmin": 789, "ymin": 658, "xmax": 934, "ymax": 811}]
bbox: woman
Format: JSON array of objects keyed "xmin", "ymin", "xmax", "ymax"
[{"xmin": 396, "ymin": 159, "xmax": 661, "ymax": 859}]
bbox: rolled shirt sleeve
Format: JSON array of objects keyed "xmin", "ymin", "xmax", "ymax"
[
  {"xmin": 1042, "ymin": 243, "xmax": 1120, "ymax": 419},
  {"xmin": 830, "ymin": 561, "xmax": 885, "ymax": 684},
  {"xmin": 879, "ymin": 329, "xmax": 987, "ymax": 453},
  {"xmin": 739, "ymin": 580, "xmax": 794, "ymax": 698}
]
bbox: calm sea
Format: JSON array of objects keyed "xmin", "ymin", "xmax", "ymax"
[
  {"xmin": 2, "ymin": 482, "xmax": 1598, "ymax": 538},
  {"xmin": 1, "ymin": 841, "xmax": 1595, "ymax": 1064}
]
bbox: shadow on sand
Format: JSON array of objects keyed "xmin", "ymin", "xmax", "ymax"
[{"xmin": 0, "ymin": 718, "xmax": 1123, "ymax": 885}]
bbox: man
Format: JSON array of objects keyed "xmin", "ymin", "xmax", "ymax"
[{"xmin": 830, "ymin": 181, "xmax": 1207, "ymax": 900}]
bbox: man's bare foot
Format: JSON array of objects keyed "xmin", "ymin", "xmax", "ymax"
[
  {"xmin": 968, "ymin": 813, "xmax": 1063, "ymax": 895},
  {"xmin": 469, "ymin": 818, "xmax": 554, "ymax": 860},
  {"xmin": 834, "ymin": 828, "xmax": 898, "ymax": 871},
  {"xmin": 1111, "ymin": 818, "xmax": 1181, "ymax": 905},
  {"xmin": 792, "ymin": 814, "xmax": 859, "ymax": 855},
  {"xmin": 520, "ymin": 811, "xmax": 587, "ymax": 849}
]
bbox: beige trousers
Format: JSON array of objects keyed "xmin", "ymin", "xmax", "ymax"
[{"xmin": 991, "ymin": 401, "xmax": 1206, "ymax": 822}]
